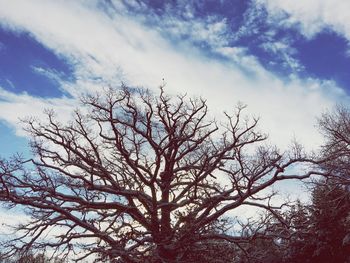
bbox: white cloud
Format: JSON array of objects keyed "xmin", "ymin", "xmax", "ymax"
[
  {"xmin": 259, "ymin": 38, "xmax": 304, "ymax": 73},
  {"xmin": 0, "ymin": 0, "xmax": 347, "ymax": 154},
  {"xmin": 0, "ymin": 87, "xmax": 75, "ymax": 136},
  {"xmin": 0, "ymin": 208, "xmax": 29, "ymax": 235},
  {"xmin": 258, "ymin": 0, "xmax": 350, "ymax": 41}
]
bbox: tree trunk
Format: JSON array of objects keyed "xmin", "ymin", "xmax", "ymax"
[{"xmin": 156, "ymin": 243, "xmax": 178, "ymax": 263}]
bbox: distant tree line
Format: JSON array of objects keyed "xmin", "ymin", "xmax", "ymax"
[{"xmin": 0, "ymin": 252, "xmax": 65, "ymax": 263}]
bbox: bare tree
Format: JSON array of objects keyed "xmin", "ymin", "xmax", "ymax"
[
  {"xmin": 0, "ymin": 86, "xmax": 323, "ymax": 262},
  {"xmin": 318, "ymin": 105, "xmax": 350, "ymax": 186}
]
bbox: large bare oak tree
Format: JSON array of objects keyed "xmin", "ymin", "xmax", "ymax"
[{"xmin": 0, "ymin": 87, "xmax": 323, "ymax": 262}]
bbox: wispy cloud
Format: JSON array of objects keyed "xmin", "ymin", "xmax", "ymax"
[
  {"xmin": 0, "ymin": 0, "xmax": 348, "ymax": 152},
  {"xmin": 0, "ymin": 87, "xmax": 75, "ymax": 136},
  {"xmin": 259, "ymin": 0, "xmax": 350, "ymax": 42},
  {"xmin": 31, "ymin": 66, "xmax": 65, "ymax": 86}
]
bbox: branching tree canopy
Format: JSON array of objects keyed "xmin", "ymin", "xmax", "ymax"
[
  {"xmin": 0, "ymin": 86, "xmax": 324, "ymax": 262},
  {"xmin": 318, "ymin": 105, "xmax": 350, "ymax": 185}
]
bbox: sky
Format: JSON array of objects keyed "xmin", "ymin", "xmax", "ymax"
[{"xmin": 0, "ymin": 0, "xmax": 350, "ymax": 217}]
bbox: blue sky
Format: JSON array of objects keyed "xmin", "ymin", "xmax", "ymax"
[{"xmin": 0, "ymin": 0, "xmax": 349, "ymax": 159}]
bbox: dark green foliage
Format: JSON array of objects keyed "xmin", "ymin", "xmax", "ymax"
[
  {"xmin": 246, "ymin": 183, "xmax": 350, "ymax": 263},
  {"xmin": 307, "ymin": 184, "xmax": 350, "ymax": 262}
]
